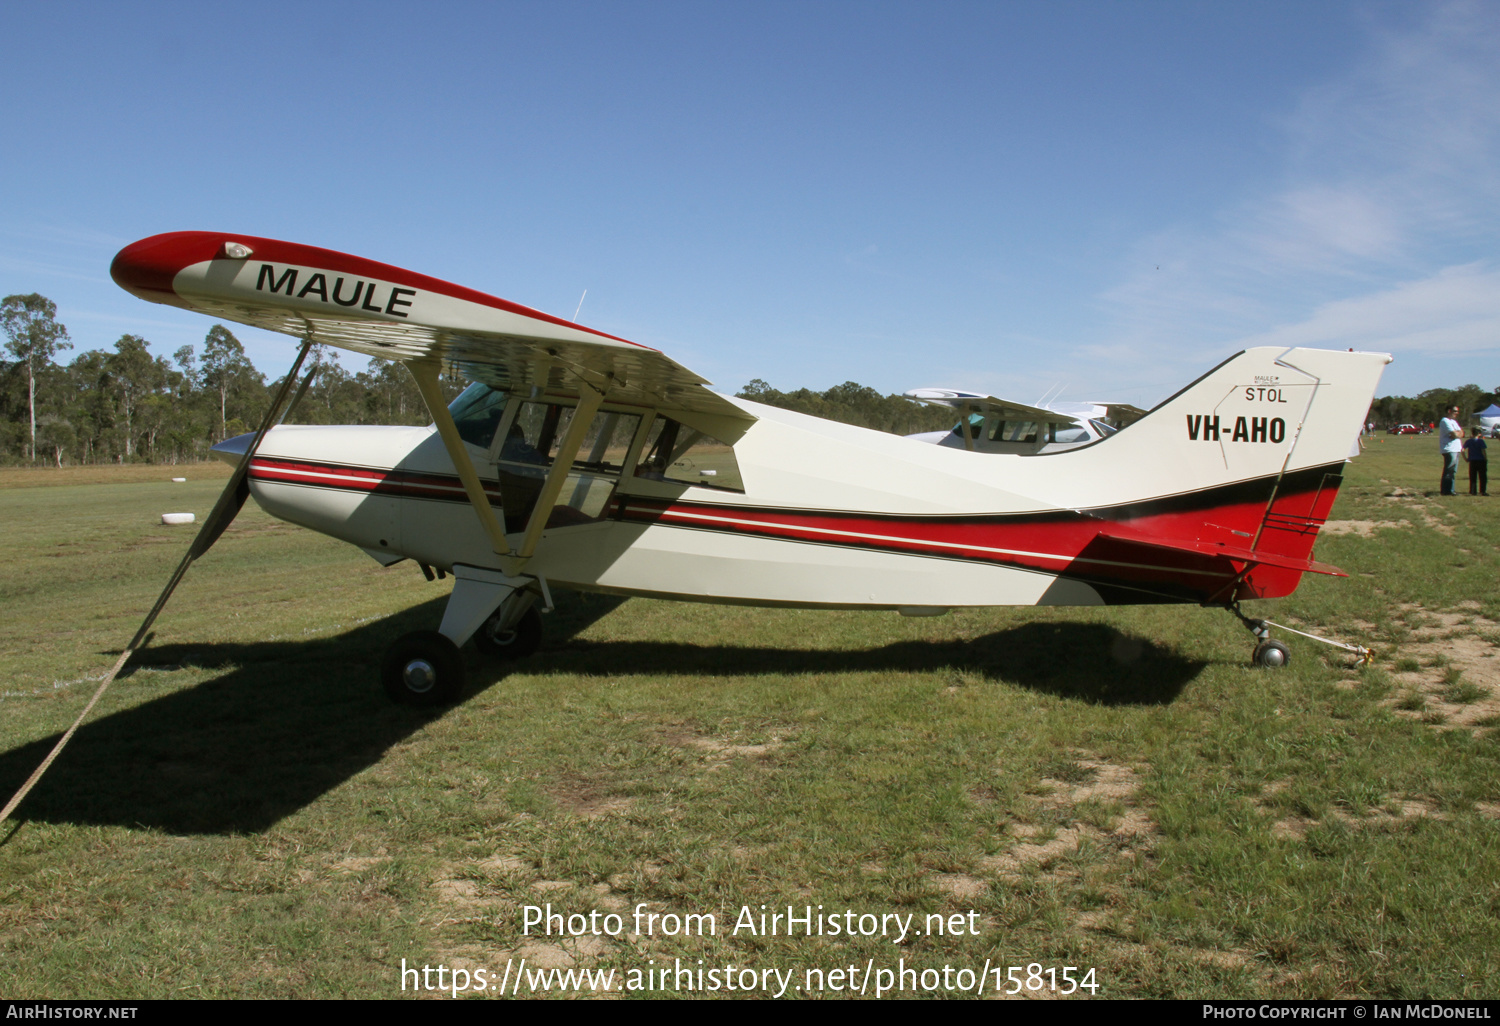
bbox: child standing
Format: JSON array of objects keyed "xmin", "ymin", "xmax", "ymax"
[{"xmin": 1465, "ymin": 427, "xmax": 1489, "ymax": 496}]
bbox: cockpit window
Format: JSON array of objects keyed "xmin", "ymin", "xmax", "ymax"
[
  {"xmin": 494, "ymin": 400, "xmax": 646, "ymax": 528},
  {"xmin": 634, "ymin": 416, "xmax": 745, "ymax": 492},
  {"xmin": 948, "ymin": 413, "xmax": 985, "ymax": 439},
  {"xmin": 988, "ymin": 420, "xmax": 1039, "ymax": 444},
  {"xmin": 448, "ymin": 383, "xmax": 508, "ymax": 448}
]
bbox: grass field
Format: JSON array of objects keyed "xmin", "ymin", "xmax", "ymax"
[{"xmin": 1, "ymin": 435, "xmax": 1497, "ymax": 999}]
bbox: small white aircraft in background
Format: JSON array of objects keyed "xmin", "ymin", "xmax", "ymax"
[
  {"xmin": 903, "ymin": 388, "xmax": 1147, "ymax": 455},
  {"xmin": 110, "ymin": 231, "xmax": 1391, "ymax": 706}
]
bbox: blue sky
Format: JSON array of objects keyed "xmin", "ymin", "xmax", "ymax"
[{"xmin": 2, "ymin": 1, "xmax": 1496, "ymax": 407}]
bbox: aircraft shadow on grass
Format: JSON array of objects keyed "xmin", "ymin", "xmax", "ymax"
[{"xmin": 0, "ymin": 593, "xmax": 1201, "ymax": 836}]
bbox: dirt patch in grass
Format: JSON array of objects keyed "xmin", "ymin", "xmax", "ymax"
[
  {"xmin": 331, "ymin": 855, "xmax": 389, "ymax": 874},
  {"xmin": 1049, "ymin": 759, "xmax": 1142, "ymax": 806},
  {"xmin": 607, "ymin": 861, "xmax": 665, "ymax": 891},
  {"xmin": 1270, "ymin": 816, "xmax": 1318, "ymax": 841},
  {"xmin": 428, "ymin": 938, "xmax": 615, "ymax": 995},
  {"xmin": 544, "ymin": 776, "xmax": 636, "ymax": 818},
  {"xmin": 586, "ymin": 882, "xmax": 630, "ymax": 913},
  {"xmin": 977, "ymin": 756, "xmax": 1155, "ymax": 883},
  {"xmin": 932, "ymin": 872, "xmax": 988, "ymax": 899},
  {"xmin": 477, "ymin": 855, "xmax": 532, "ymax": 875},
  {"xmin": 984, "ymin": 825, "xmax": 1092, "ymax": 877},
  {"xmin": 657, "ymin": 723, "xmax": 788, "ymax": 761},
  {"xmin": 1266, "ymin": 795, "xmax": 1448, "ymax": 840},
  {"xmin": 1363, "ymin": 798, "xmax": 1445, "ymax": 824},
  {"xmin": 531, "ymin": 879, "xmax": 576, "ymax": 893},
  {"xmin": 960, "ymin": 754, "xmax": 1170, "ymax": 971},
  {"xmin": 1381, "ymin": 490, "xmax": 1459, "ymax": 535},
  {"xmin": 519, "ymin": 934, "xmax": 614, "ymax": 967},
  {"xmin": 1322, "ymin": 520, "xmax": 1411, "ymax": 538},
  {"xmin": 1384, "ymin": 604, "xmax": 1500, "ymax": 733},
  {"xmin": 433, "ymin": 877, "xmax": 484, "ymax": 902}
]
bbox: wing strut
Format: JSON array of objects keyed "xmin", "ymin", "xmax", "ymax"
[
  {"xmin": 406, "ymin": 362, "xmax": 605, "ymax": 573},
  {"xmin": 408, "ymin": 360, "xmax": 512, "ymax": 558},
  {"xmin": 0, "ymin": 339, "xmax": 317, "ymax": 828},
  {"xmin": 517, "ymin": 384, "xmax": 604, "ymax": 558}
]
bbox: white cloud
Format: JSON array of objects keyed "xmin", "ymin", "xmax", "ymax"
[
  {"xmin": 1092, "ymin": 1, "xmax": 1500, "ymax": 392},
  {"xmin": 1252, "ymin": 186, "xmax": 1403, "ymax": 266},
  {"xmin": 1237, "ymin": 263, "xmax": 1500, "ymax": 355}
]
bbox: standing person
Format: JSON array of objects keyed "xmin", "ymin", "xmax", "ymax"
[
  {"xmin": 1438, "ymin": 405, "xmax": 1463, "ymax": 495},
  {"xmin": 1465, "ymin": 427, "xmax": 1489, "ymax": 496}
]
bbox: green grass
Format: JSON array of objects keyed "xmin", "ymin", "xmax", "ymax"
[{"xmin": 1, "ymin": 436, "xmax": 1498, "ymax": 999}]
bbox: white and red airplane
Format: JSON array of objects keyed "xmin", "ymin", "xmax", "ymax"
[
  {"xmin": 111, "ymin": 231, "xmax": 1390, "ymax": 705},
  {"xmin": 902, "ymin": 388, "xmax": 1147, "ymax": 454}
]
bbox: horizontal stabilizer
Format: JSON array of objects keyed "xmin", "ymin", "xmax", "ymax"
[{"xmin": 1094, "ymin": 522, "xmax": 1347, "ymax": 578}]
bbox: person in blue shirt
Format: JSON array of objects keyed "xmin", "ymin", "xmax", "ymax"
[{"xmin": 1464, "ymin": 427, "xmax": 1488, "ymax": 496}]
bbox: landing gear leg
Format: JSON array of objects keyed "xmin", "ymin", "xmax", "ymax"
[
  {"xmin": 1230, "ymin": 603, "xmax": 1291, "ymax": 668},
  {"xmin": 381, "ymin": 564, "xmax": 547, "ymax": 705},
  {"xmin": 475, "ymin": 595, "xmax": 543, "ymax": 659},
  {"xmin": 1226, "ymin": 602, "xmax": 1374, "ymax": 668}
]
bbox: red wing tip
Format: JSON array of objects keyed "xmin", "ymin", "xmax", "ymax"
[{"xmin": 110, "ymin": 232, "xmax": 231, "ymax": 297}]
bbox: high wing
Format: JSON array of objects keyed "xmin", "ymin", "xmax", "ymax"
[
  {"xmin": 1072, "ymin": 401, "xmax": 1147, "ymax": 426},
  {"xmin": 111, "ymin": 231, "xmax": 753, "ymax": 424},
  {"xmin": 904, "ymin": 387, "xmax": 1064, "ymax": 424},
  {"xmin": 904, "ymin": 387, "xmax": 1146, "ymax": 428}
]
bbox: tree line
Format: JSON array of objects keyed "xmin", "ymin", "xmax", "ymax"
[
  {"xmin": 1368, "ymin": 386, "xmax": 1499, "ymax": 430},
  {"xmin": 735, "ymin": 379, "xmax": 955, "ymax": 435},
  {"xmin": 0, "ymin": 293, "xmax": 462, "ymax": 466},
  {"xmin": 4, "ymin": 291, "xmax": 1495, "ymax": 466}
]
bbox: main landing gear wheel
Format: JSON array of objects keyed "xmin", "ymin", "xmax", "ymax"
[
  {"xmin": 475, "ymin": 605, "xmax": 542, "ymax": 659},
  {"xmin": 1252, "ymin": 639, "xmax": 1291, "ymax": 668},
  {"xmin": 382, "ymin": 630, "xmax": 464, "ymax": 706}
]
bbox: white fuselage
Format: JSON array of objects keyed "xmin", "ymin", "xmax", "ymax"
[{"xmin": 224, "ymin": 345, "xmax": 1390, "ymax": 612}]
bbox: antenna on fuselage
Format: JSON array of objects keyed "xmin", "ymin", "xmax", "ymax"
[{"xmin": 573, "ymin": 289, "xmax": 587, "ymax": 322}]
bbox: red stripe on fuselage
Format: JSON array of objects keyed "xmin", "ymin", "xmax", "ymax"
[
  {"xmin": 613, "ymin": 499, "xmax": 1244, "ymax": 598},
  {"xmin": 249, "ymin": 455, "xmax": 1342, "ymax": 604},
  {"xmin": 248, "ymin": 456, "xmax": 502, "ymax": 503}
]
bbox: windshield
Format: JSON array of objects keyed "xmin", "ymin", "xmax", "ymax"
[{"xmin": 447, "ymin": 383, "xmax": 508, "ymax": 447}]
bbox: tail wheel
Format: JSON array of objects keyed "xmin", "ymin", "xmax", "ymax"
[
  {"xmin": 475, "ymin": 605, "xmax": 543, "ymax": 659},
  {"xmin": 1252, "ymin": 639, "xmax": 1291, "ymax": 668},
  {"xmin": 382, "ymin": 630, "xmax": 464, "ymax": 706}
]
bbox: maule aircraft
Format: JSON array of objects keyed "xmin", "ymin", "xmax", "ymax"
[
  {"xmin": 902, "ymin": 388, "xmax": 1148, "ymax": 455},
  {"xmin": 110, "ymin": 231, "xmax": 1391, "ymax": 706}
]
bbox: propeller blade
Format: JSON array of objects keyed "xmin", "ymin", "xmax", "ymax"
[
  {"xmin": 277, "ymin": 349, "xmax": 322, "ymax": 426},
  {"xmin": 0, "ymin": 339, "xmax": 315, "ymax": 827},
  {"xmin": 187, "ymin": 476, "xmax": 250, "ymax": 560}
]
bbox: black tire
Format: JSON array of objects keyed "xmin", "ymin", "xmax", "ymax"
[
  {"xmin": 382, "ymin": 630, "xmax": 464, "ymax": 706},
  {"xmin": 475, "ymin": 604, "xmax": 543, "ymax": 659},
  {"xmin": 1252, "ymin": 639, "xmax": 1291, "ymax": 668}
]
